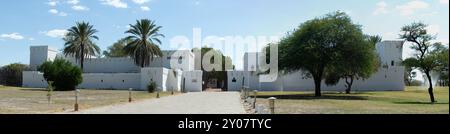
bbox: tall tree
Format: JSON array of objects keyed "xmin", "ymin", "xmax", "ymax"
[
  {"xmin": 400, "ymin": 22, "xmax": 445, "ymax": 103},
  {"xmin": 103, "ymin": 38, "xmax": 131, "ymax": 58},
  {"xmin": 0, "ymin": 63, "xmax": 29, "ymax": 86},
  {"xmin": 366, "ymin": 35, "xmax": 383, "ymax": 46},
  {"xmin": 278, "ymin": 11, "xmax": 366, "ymax": 97},
  {"xmin": 329, "ymin": 35, "xmax": 380, "ymax": 94},
  {"xmin": 124, "ymin": 19, "xmax": 164, "ymax": 67},
  {"xmin": 63, "ymin": 22, "xmax": 100, "ymax": 71}
]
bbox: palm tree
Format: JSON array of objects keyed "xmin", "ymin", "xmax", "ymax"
[
  {"xmin": 124, "ymin": 19, "xmax": 165, "ymax": 68},
  {"xmin": 63, "ymin": 22, "xmax": 100, "ymax": 71}
]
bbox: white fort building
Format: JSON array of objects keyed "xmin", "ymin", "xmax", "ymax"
[{"xmin": 23, "ymin": 40, "xmax": 405, "ymax": 92}]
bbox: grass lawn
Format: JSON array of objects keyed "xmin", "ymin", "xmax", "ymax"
[
  {"xmin": 255, "ymin": 86, "xmax": 449, "ymax": 114},
  {"xmin": 0, "ymin": 86, "xmax": 176, "ymax": 114}
]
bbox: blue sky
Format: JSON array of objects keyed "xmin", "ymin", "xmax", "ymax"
[{"xmin": 0, "ymin": 0, "xmax": 449, "ymax": 69}]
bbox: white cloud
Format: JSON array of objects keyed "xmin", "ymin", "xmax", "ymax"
[
  {"xmin": 141, "ymin": 6, "xmax": 150, "ymax": 11},
  {"xmin": 47, "ymin": 0, "xmax": 58, "ymax": 6},
  {"xmin": 48, "ymin": 9, "xmax": 68, "ymax": 16},
  {"xmin": 41, "ymin": 29, "xmax": 68, "ymax": 38},
  {"xmin": 49, "ymin": 9, "xmax": 59, "ymax": 14},
  {"xmin": 440, "ymin": 0, "xmax": 449, "ymax": 4},
  {"xmin": 132, "ymin": 0, "xmax": 150, "ymax": 5},
  {"xmin": 426, "ymin": 24, "xmax": 440, "ymax": 35},
  {"xmin": 396, "ymin": 0, "xmax": 430, "ymax": 16},
  {"xmin": 100, "ymin": 0, "xmax": 128, "ymax": 8},
  {"xmin": 67, "ymin": 0, "xmax": 80, "ymax": 5},
  {"xmin": 195, "ymin": 1, "xmax": 200, "ymax": 5},
  {"xmin": 72, "ymin": 5, "xmax": 89, "ymax": 11},
  {"xmin": 373, "ymin": 1, "xmax": 388, "ymax": 15},
  {"xmin": 1, "ymin": 33, "xmax": 25, "ymax": 40},
  {"xmin": 29, "ymin": 38, "xmax": 35, "ymax": 41}
]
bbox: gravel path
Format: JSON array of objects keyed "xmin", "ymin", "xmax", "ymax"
[{"xmin": 64, "ymin": 92, "xmax": 246, "ymax": 114}]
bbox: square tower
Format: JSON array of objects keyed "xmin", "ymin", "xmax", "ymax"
[{"xmin": 29, "ymin": 46, "xmax": 58, "ymax": 70}]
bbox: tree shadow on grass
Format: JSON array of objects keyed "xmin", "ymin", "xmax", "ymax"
[
  {"xmin": 393, "ymin": 101, "xmax": 449, "ymax": 105},
  {"xmin": 256, "ymin": 94, "xmax": 369, "ymax": 100},
  {"xmin": 20, "ymin": 88, "xmax": 48, "ymax": 92}
]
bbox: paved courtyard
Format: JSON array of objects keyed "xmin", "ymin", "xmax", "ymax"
[{"xmin": 65, "ymin": 92, "xmax": 246, "ymax": 114}]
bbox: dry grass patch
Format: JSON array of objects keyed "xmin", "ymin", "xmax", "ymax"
[{"xmin": 0, "ymin": 86, "xmax": 177, "ymax": 114}]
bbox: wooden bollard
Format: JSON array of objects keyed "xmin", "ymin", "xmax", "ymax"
[
  {"xmin": 128, "ymin": 88, "xmax": 133, "ymax": 102},
  {"xmin": 253, "ymin": 90, "xmax": 258, "ymax": 109},
  {"xmin": 157, "ymin": 88, "xmax": 161, "ymax": 98}
]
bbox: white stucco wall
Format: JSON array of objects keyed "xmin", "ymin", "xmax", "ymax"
[
  {"xmin": 140, "ymin": 68, "xmax": 165, "ymax": 91},
  {"xmin": 229, "ymin": 40, "xmax": 406, "ymax": 92},
  {"xmin": 29, "ymin": 46, "xmax": 57, "ymax": 70},
  {"xmin": 22, "ymin": 71, "xmax": 48, "ymax": 88},
  {"xmin": 78, "ymin": 73, "xmax": 141, "ymax": 90},
  {"xmin": 181, "ymin": 71, "xmax": 203, "ymax": 92}
]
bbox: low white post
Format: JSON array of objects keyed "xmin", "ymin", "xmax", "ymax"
[
  {"xmin": 74, "ymin": 89, "xmax": 80, "ymax": 111},
  {"xmin": 268, "ymin": 97, "xmax": 276, "ymax": 114}
]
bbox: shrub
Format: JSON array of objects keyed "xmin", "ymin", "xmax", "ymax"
[
  {"xmin": 38, "ymin": 59, "xmax": 82, "ymax": 91},
  {"xmin": 0, "ymin": 63, "xmax": 29, "ymax": 86},
  {"xmin": 147, "ymin": 81, "xmax": 157, "ymax": 93}
]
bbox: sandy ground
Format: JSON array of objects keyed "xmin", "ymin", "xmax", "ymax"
[{"xmin": 63, "ymin": 92, "xmax": 246, "ymax": 114}]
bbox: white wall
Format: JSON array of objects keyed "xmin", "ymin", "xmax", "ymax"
[
  {"xmin": 230, "ymin": 40, "xmax": 406, "ymax": 92},
  {"xmin": 79, "ymin": 73, "xmax": 141, "ymax": 90},
  {"xmin": 230, "ymin": 66, "xmax": 405, "ymax": 92},
  {"xmin": 165, "ymin": 69, "xmax": 182, "ymax": 92},
  {"xmin": 29, "ymin": 46, "xmax": 57, "ymax": 70},
  {"xmin": 227, "ymin": 71, "xmax": 245, "ymax": 91},
  {"xmin": 182, "ymin": 71, "xmax": 202, "ymax": 92},
  {"xmin": 140, "ymin": 68, "xmax": 165, "ymax": 91},
  {"xmin": 75, "ymin": 57, "xmax": 140, "ymax": 73},
  {"xmin": 23, "ymin": 71, "xmax": 141, "ymax": 90},
  {"xmin": 22, "ymin": 71, "xmax": 48, "ymax": 88}
]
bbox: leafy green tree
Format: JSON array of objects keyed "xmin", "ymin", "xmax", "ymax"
[
  {"xmin": 400, "ymin": 22, "xmax": 446, "ymax": 103},
  {"xmin": 38, "ymin": 59, "xmax": 82, "ymax": 91},
  {"xmin": 0, "ymin": 63, "xmax": 29, "ymax": 86},
  {"xmin": 329, "ymin": 35, "xmax": 380, "ymax": 94},
  {"xmin": 433, "ymin": 43, "xmax": 449, "ymax": 86},
  {"xmin": 278, "ymin": 11, "xmax": 371, "ymax": 96},
  {"xmin": 403, "ymin": 58, "xmax": 419, "ymax": 86},
  {"xmin": 103, "ymin": 38, "xmax": 131, "ymax": 58},
  {"xmin": 366, "ymin": 35, "xmax": 383, "ymax": 46},
  {"xmin": 124, "ymin": 19, "xmax": 165, "ymax": 67},
  {"xmin": 63, "ymin": 22, "xmax": 101, "ymax": 71}
]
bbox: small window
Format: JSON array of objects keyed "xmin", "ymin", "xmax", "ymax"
[
  {"xmin": 391, "ymin": 61, "xmax": 395, "ymax": 66},
  {"xmin": 192, "ymin": 79, "xmax": 197, "ymax": 83},
  {"xmin": 101, "ymin": 80, "xmax": 103, "ymax": 83},
  {"xmin": 232, "ymin": 78, "xmax": 237, "ymax": 83},
  {"xmin": 178, "ymin": 56, "xmax": 183, "ymax": 64},
  {"xmin": 122, "ymin": 80, "xmax": 125, "ymax": 83},
  {"xmin": 167, "ymin": 57, "xmax": 171, "ymax": 60}
]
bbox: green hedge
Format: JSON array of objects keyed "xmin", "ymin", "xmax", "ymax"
[{"xmin": 38, "ymin": 59, "xmax": 82, "ymax": 91}]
